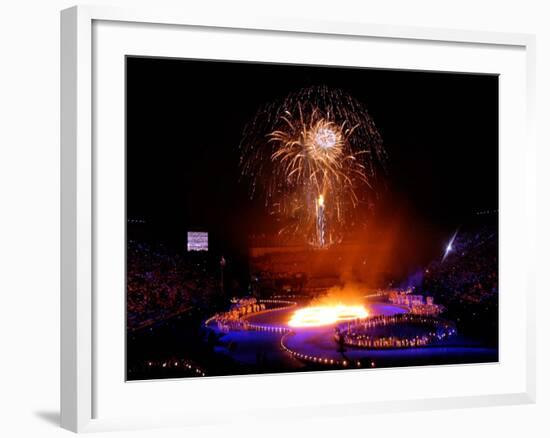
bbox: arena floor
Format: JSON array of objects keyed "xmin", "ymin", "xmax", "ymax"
[{"xmin": 210, "ymin": 301, "xmax": 498, "ymax": 371}]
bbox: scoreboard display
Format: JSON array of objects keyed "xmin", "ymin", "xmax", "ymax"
[{"xmin": 187, "ymin": 231, "xmax": 208, "ymax": 251}]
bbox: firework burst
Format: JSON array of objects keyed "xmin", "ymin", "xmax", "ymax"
[{"xmin": 240, "ymin": 85, "xmax": 385, "ymax": 246}]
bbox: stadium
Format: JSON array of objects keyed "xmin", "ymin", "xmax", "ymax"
[
  {"xmin": 125, "ymin": 56, "xmax": 498, "ymax": 380},
  {"xmin": 127, "ymin": 217, "xmax": 498, "ymax": 379}
]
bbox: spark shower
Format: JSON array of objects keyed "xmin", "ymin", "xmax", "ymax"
[{"xmin": 239, "ymin": 86, "xmax": 386, "ymax": 247}]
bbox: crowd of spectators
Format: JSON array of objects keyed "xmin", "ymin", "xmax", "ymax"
[
  {"xmin": 127, "ymin": 240, "xmax": 219, "ymax": 330},
  {"xmin": 422, "ymin": 227, "xmax": 498, "ymax": 305},
  {"xmin": 419, "ymin": 226, "xmax": 498, "ymax": 343}
]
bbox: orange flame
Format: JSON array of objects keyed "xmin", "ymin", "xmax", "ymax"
[{"xmin": 288, "ymin": 304, "xmax": 368, "ymax": 328}]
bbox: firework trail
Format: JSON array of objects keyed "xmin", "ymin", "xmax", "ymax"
[{"xmin": 239, "ymin": 85, "xmax": 385, "ymax": 246}]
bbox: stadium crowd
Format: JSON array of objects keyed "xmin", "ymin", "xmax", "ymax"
[
  {"xmin": 127, "ymin": 240, "xmax": 219, "ymax": 330},
  {"xmin": 422, "ymin": 227, "xmax": 498, "ymax": 305},
  {"xmin": 419, "ymin": 225, "xmax": 498, "ymax": 343}
]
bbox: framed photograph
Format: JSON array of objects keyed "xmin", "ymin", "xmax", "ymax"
[{"xmin": 61, "ymin": 5, "xmax": 536, "ymax": 432}]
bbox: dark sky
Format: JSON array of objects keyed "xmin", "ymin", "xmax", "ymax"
[{"xmin": 126, "ymin": 56, "xmax": 498, "ymax": 258}]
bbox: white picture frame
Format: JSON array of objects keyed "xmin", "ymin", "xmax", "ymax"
[{"xmin": 61, "ymin": 4, "xmax": 536, "ymax": 433}]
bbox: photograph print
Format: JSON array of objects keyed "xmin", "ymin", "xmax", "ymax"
[{"xmin": 126, "ymin": 57, "xmax": 498, "ymax": 380}]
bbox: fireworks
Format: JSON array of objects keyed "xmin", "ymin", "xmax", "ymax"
[
  {"xmin": 442, "ymin": 228, "xmax": 459, "ymax": 262},
  {"xmin": 240, "ymin": 85, "xmax": 385, "ymax": 246},
  {"xmin": 317, "ymin": 194, "xmax": 326, "ymax": 247}
]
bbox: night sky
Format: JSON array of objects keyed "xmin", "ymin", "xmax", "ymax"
[{"xmin": 126, "ymin": 56, "xmax": 498, "ymax": 266}]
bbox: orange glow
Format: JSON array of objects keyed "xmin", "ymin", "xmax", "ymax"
[
  {"xmin": 288, "ymin": 304, "xmax": 368, "ymax": 328},
  {"xmin": 318, "ymin": 194, "xmax": 324, "ymax": 207}
]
